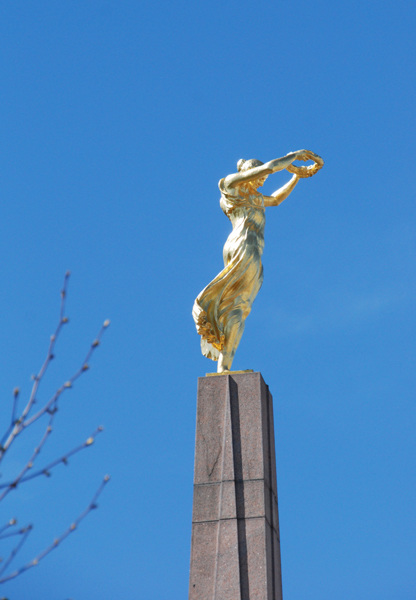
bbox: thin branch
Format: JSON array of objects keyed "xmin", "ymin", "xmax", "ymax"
[
  {"xmin": 22, "ymin": 319, "xmax": 109, "ymax": 430},
  {"xmin": 0, "ymin": 271, "xmax": 110, "ymax": 474},
  {"xmin": 0, "ymin": 416, "xmax": 54, "ymax": 503},
  {"xmin": 0, "ymin": 521, "xmax": 17, "ymax": 539},
  {"xmin": 0, "ymin": 476, "xmax": 110, "ymax": 584},
  {"xmin": 0, "ymin": 274, "xmax": 110, "ymax": 585},
  {"xmin": 0, "ymin": 528, "xmax": 31, "ymax": 541},
  {"xmin": 0, "ymin": 525, "xmax": 32, "ymax": 577},
  {"xmin": 0, "ymin": 427, "xmax": 104, "ymax": 494},
  {"xmin": 0, "ymin": 390, "xmax": 20, "ymax": 450},
  {"xmin": 0, "ymin": 272, "xmax": 71, "ymax": 462}
]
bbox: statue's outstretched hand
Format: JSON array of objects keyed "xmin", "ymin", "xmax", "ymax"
[{"xmin": 296, "ymin": 150, "xmax": 322, "ymax": 162}]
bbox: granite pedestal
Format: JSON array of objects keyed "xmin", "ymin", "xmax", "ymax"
[{"xmin": 189, "ymin": 372, "xmax": 283, "ymax": 600}]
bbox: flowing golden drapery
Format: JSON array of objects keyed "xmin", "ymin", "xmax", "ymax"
[{"xmin": 192, "ymin": 179, "xmax": 265, "ymax": 362}]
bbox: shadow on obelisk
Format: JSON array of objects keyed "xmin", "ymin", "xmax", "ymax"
[{"xmin": 189, "ymin": 372, "xmax": 283, "ymax": 600}]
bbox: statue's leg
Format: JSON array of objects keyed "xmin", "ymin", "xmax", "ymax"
[{"xmin": 217, "ymin": 309, "xmax": 246, "ymax": 373}]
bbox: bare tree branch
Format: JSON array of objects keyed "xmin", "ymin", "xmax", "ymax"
[
  {"xmin": 22, "ymin": 319, "xmax": 109, "ymax": 430},
  {"xmin": 0, "ymin": 390, "xmax": 20, "ymax": 451},
  {"xmin": 0, "ymin": 272, "xmax": 71, "ymax": 461},
  {"xmin": 0, "ymin": 475, "xmax": 110, "ymax": 584},
  {"xmin": 0, "ymin": 272, "xmax": 109, "ymax": 464},
  {"xmin": 0, "ymin": 522, "xmax": 17, "ymax": 540},
  {"xmin": 0, "ymin": 427, "xmax": 104, "ymax": 495},
  {"xmin": 0, "ymin": 273, "xmax": 110, "ymax": 585},
  {"xmin": 0, "ymin": 525, "xmax": 32, "ymax": 577}
]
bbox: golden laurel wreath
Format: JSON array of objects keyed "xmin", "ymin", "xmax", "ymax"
[{"xmin": 286, "ymin": 151, "xmax": 324, "ymax": 178}]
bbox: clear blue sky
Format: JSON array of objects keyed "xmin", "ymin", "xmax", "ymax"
[{"xmin": 0, "ymin": 1, "xmax": 415, "ymax": 598}]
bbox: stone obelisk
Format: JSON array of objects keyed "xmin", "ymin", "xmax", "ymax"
[{"xmin": 189, "ymin": 371, "xmax": 283, "ymax": 600}]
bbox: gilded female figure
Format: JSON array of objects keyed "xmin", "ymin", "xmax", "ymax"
[{"xmin": 192, "ymin": 149, "xmax": 323, "ymax": 373}]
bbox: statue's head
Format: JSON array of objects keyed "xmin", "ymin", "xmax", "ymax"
[
  {"xmin": 237, "ymin": 158, "xmax": 264, "ymax": 172},
  {"xmin": 237, "ymin": 159, "xmax": 267, "ymax": 189}
]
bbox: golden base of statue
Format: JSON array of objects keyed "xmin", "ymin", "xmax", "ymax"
[{"xmin": 206, "ymin": 369, "xmax": 253, "ymax": 377}]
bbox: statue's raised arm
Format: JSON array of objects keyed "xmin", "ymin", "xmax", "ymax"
[
  {"xmin": 223, "ymin": 150, "xmax": 322, "ymax": 190},
  {"xmin": 192, "ymin": 150, "xmax": 323, "ymax": 373}
]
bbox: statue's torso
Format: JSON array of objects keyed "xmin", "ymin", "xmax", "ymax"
[{"xmin": 219, "ymin": 179, "xmax": 265, "ymax": 267}]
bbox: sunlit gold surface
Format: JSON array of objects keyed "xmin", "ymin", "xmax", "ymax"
[
  {"xmin": 287, "ymin": 149, "xmax": 324, "ymax": 178},
  {"xmin": 206, "ymin": 369, "xmax": 254, "ymax": 377},
  {"xmin": 193, "ymin": 150, "xmax": 323, "ymax": 373}
]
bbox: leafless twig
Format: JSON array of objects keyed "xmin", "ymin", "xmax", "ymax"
[
  {"xmin": 0, "ymin": 272, "xmax": 110, "ymax": 463},
  {"xmin": 0, "ymin": 475, "xmax": 110, "ymax": 584},
  {"xmin": 0, "ymin": 521, "xmax": 17, "ymax": 540},
  {"xmin": 0, "ymin": 426, "xmax": 104, "ymax": 497},
  {"xmin": 0, "ymin": 525, "xmax": 32, "ymax": 577},
  {"xmin": 0, "ymin": 273, "xmax": 110, "ymax": 584}
]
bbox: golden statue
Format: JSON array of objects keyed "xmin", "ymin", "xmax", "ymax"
[{"xmin": 192, "ymin": 150, "xmax": 323, "ymax": 373}]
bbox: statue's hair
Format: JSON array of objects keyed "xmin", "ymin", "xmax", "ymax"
[{"xmin": 237, "ymin": 158, "xmax": 264, "ymax": 172}]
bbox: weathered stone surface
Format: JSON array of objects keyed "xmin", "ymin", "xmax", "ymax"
[{"xmin": 189, "ymin": 372, "xmax": 283, "ymax": 600}]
